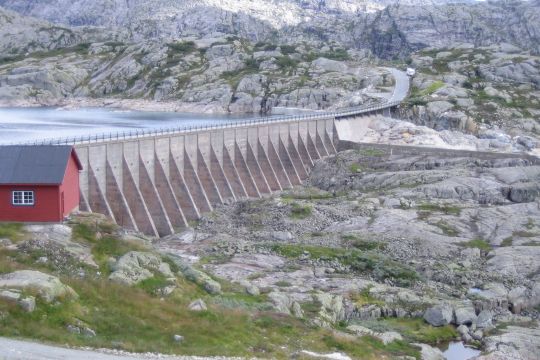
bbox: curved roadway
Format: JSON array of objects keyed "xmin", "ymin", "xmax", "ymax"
[
  {"xmin": 385, "ymin": 67, "xmax": 410, "ymax": 103},
  {"xmin": 0, "ymin": 337, "xmax": 234, "ymax": 360}
]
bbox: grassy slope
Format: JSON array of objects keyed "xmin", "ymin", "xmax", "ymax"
[{"xmin": 0, "ymin": 220, "xmax": 425, "ymax": 359}]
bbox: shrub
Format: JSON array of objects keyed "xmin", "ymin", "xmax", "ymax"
[
  {"xmin": 167, "ymin": 41, "xmax": 196, "ymax": 54},
  {"xmin": 460, "ymin": 239, "xmax": 491, "ymax": 251},
  {"xmin": 0, "ymin": 223, "xmax": 24, "ymax": 241},
  {"xmin": 275, "ymin": 56, "xmax": 299, "ymax": 69},
  {"xmin": 290, "ymin": 203, "xmax": 312, "ymax": 219}
]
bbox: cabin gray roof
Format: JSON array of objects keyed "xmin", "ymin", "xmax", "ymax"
[{"xmin": 0, "ymin": 145, "xmax": 82, "ymax": 185}]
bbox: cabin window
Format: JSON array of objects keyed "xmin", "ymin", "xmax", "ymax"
[{"xmin": 12, "ymin": 191, "xmax": 35, "ymax": 206}]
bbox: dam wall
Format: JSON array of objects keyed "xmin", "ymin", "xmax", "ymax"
[{"xmin": 75, "ymin": 116, "xmax": 337, "ymax": 237}]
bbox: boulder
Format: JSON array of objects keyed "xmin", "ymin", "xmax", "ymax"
[
  {"xmin": 271, "ymin": 231, "xmax": 294, "ymax": 241},
  {"xmin": 268, "ymin": 291, "xmax": 304, "ymax": 318},
  {"xmin": 454, "ymin": 303, "xmax": 477, "ymax": 326},
  {"xmin": 312, "ymin": 292, "xmax": 346, "ymax": 327},
  {"xmin": 167, "ymin": 255, "xmax": 222, "ymax": 295},
  {"xmin": 412, "ymin": 343, "xmax": 445, "ymax": 360},
  {"xmin": 310, "ymin": 58, "xmax": 347, "ymax": 73},
  {"xmin": 475, "ymin": 310, "xmax": 493, "ymax": 329},
  {"xmin": 188, "ymin": 299, "xmax": 207, "ymax": 312},
  {"xmin": 18, "ymin": 296, "xmax": 36, "ymax": 312},
  {"xmin": 239, "ymin": 280, "xmax": 260, "ymax": 296},
  {"xmin": 109, "ymin": 251, "xmax": 173, "ymax": 286},
  {"xmin": 182, "ymin": 267, "xmax": 222, "ymax": 295},
  {"xmin": 347, "ymin": 325, "xmax": 402, "ymax": 344},
  {"xmin": 0, "ymin": 270, "xmax": 77, "ymax": 303},
  {"xmin": 423, "ymin": 304, "xmax": 453, "ymax": 326}
]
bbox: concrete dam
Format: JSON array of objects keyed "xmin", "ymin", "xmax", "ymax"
[{"xmin": 72, "ymin": 102, "xmax": 399, "ymax": 237}]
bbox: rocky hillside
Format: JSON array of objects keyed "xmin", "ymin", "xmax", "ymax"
[
  {"xmin": 396, "ymin": 43, "xmax": 540, "ymax": 154},
  {"xmin": 0, "ymin": 29, "xmax": 392, "ymax": 112},
  {"xmin": 0, "ymin": 7, "xmax": 126, "ymax": 57},
  {"xmin": 2, "ymin": 122, "xmax": 538, "ymax": 358},
  {"xmin": 1, "ymin": 1, "xmax": 537, "ymax": 59}
]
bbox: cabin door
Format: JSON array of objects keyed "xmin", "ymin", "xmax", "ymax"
[{"xmin": 61, "ymin": 192, "xmax": 65, "ymax": 216}]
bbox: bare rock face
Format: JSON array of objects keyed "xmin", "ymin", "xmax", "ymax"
[
  {"xmin": 478, "ymin": 326, "xmax": 540, "ymax": 360},
  {"xmin": 423, "ymin": 304, "xmax": 453, "ymax": 327},
  {"xmin": 0, "ymin": 270, "xmax": 78, "ymax": 303}
]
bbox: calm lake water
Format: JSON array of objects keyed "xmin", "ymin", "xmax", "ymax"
[{"xmin": 0, "ymin": 107, "xmax": 257, "ymax": 145}]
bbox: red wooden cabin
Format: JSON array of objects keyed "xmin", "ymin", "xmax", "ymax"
[{"xmin": 0, "ymin": 145, "xmax": 82, "ymax": 223}]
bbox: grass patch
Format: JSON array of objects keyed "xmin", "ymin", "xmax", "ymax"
[
  {"xmin": 350, "ymin": 286, "xmax": 384, "ymax": 307},
  {"xmin": 71, "ymin": 223, "xmax": 147, "ymax": 274},
  {"xmin": 167, "ymin": 41, "xmax": 196, "ymax": 54},
  {"xmin": 270, "ymin": 244, "xmax": 419, "ymax": 287},
  {"xmin": 349, "ymin": 163, "xmax": 362, "ymax": 173},
  {"xmin": 362, "ymin": 318, "xmax": 458, "ymax": 345},
  {"xmin": 420, "ymin": 81, "xmax": 445, "ymax": 96},
  {"xmin": 290, "ymin": 203, "xmax": 313, "ymax": 219},
  {"xmin": 434, "ymin": 220, "xmax": 459, "ymax": 237},
  {"xmin": 460, "ymin": 239, "xmax": 491, "ymax": 252},
  {"xmin": 501, "ymin": 237, "xmax": 513, "ymax": 247},
  {"xmin": 341, "ymin": 234, "xmax": 382, "ymax": 251},
  {"xmin": 137, "ymin": 274, "xmax": 172, "ymax": 295},
  {"xmin": 0, "ymin": 274, "xmax": 422, "ymax": 358},
  {"xmin": 0, "ymin": 223, "xmax": 24, "ymax": 241},
  {"xmin": 281, "ymin": 189, "xmax": 335, "ymax": 201},
  {"xmin": 275, "ymin": 55, "xmax": 299, "ymax": 70},
  {"xmin": 356, "ymin": 148, "xmax": 386, "ymax": 157},
  {"xmin": 417, "ymin": 203, "xmax": 461, "ymax": 216}
]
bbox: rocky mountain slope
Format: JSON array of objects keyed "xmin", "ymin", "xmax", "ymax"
[
  {"xmin": 397, "ymin": 43, "xmax": 540, "ymax": 153},
  {"xmin": 0, "ymin": 7, "xmax": 126, "ymax": 57},
  {"xmin": 0, "ymin": 1, "xmax": 537, "ymax": 59},
  {"xmin": 1, "ymin": 116, "xmax": 536, "ymax": 359},
  {"xmin": 2, "ymin": 121, "xmax": 538, "ymax": 358},
  {"xmin": 0, "ymin": 22, "xmax": 391, "ymax": 113}
]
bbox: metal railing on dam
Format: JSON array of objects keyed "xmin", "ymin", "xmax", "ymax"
[
  {"xmin": 14, "ymin": 100, "xmax": 401, "ymax": 237},
  {"xmin": 16, "ymin": 100, "xmax": 401, "ymax": 146}
]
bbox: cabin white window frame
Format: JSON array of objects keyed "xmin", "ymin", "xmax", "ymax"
[{"xmin": 12, "ymin": 190, "xmax": 35, "ymax": 206}]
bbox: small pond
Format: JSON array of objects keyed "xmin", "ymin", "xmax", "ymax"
[{"xmin": 443, "ymin": 341, "xmax": 481, "ymax": 360}]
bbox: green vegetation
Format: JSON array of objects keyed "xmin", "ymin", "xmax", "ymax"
[
  {"xmin": 166, "ymin": 41, "xmax": 196, "ymax": 54},
  {"xmin": 421, "ymin": 81, "xmax": 445, "ymax": 96},
  {"xmin": 417, "ymin": 203, "xmax": 461, "ymax": 216},
  {"xmin": 0, "ymin": 223, "xmax": 24, "ymax": 241},
  {"xmin": 270, "ymin": 244, "xmax": 419, "ymax": 287},
  {"xmin": 305, "ymin": 48, "xmax": 351, "ymax": 62},
  {"xmin": 290, "ymin": 202, "xmax": 313, "ymax": 219},
  {"xmin": 356, "ymin": 148, "xmax": 386, "ymax": 157},
  {"xmin": 281, "ymin": 188, "xmax": 335, "ymax": 201},
  {"xmin": 349, "ymin": 163, "xmax": 362, "ymax": 173},
  {"xmin": 362, "ymin": 318, "xmax": 458, "ymax": 345},
  {"xmin": 434, "ymin": 220, "xmax": 459, "ymax": 237},
  {"xmin": 501, "ymin": 237, "xmax": 513, "ymax": 247},
  {"xmin": 342, "ymin": 234, "xmax": 383, "ymax": 251},
  {"xmin": 244, "ymin": 57, "xmax": 260, "ymax": 71},
  {"xmin": 280, "ymin": 45, "xmax": 296, "ymax": 55},
  {"xmin": 350, "ymin": 286, "xmax": 384, "ymax": 307},
  {"xmin": 274, "ymin": 280, "xmax": 292, "ymax": 287},
  {"xmin": 522, "ymin": 241, "xmax": 540, "ymax": 246},
  {"xmin": 406, "ymin": 81, "xmax": 445, "ymax": 106},
  {"xmin": 275, "ymin": 55, "xmax": 299, "ymax": 70},
  {"xmin": 0, "ymin": 260, "xmax": 421, "ymax": 358},
  {"xmin": 71, "ymin": 222, "xmax": 147, "ymax": 274},
  {"xmin": 460, "ymin": 239, "xmax": 491, "ymax": 252}
]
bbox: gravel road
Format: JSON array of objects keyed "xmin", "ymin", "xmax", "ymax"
[{"xmin": 0, "ymin": 337, "xmax": 244, "ymax": 360}]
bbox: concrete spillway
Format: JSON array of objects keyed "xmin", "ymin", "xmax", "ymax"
[{"xmin": 75, "ymin": 116, "xmax": 337, "ymax": 237}]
